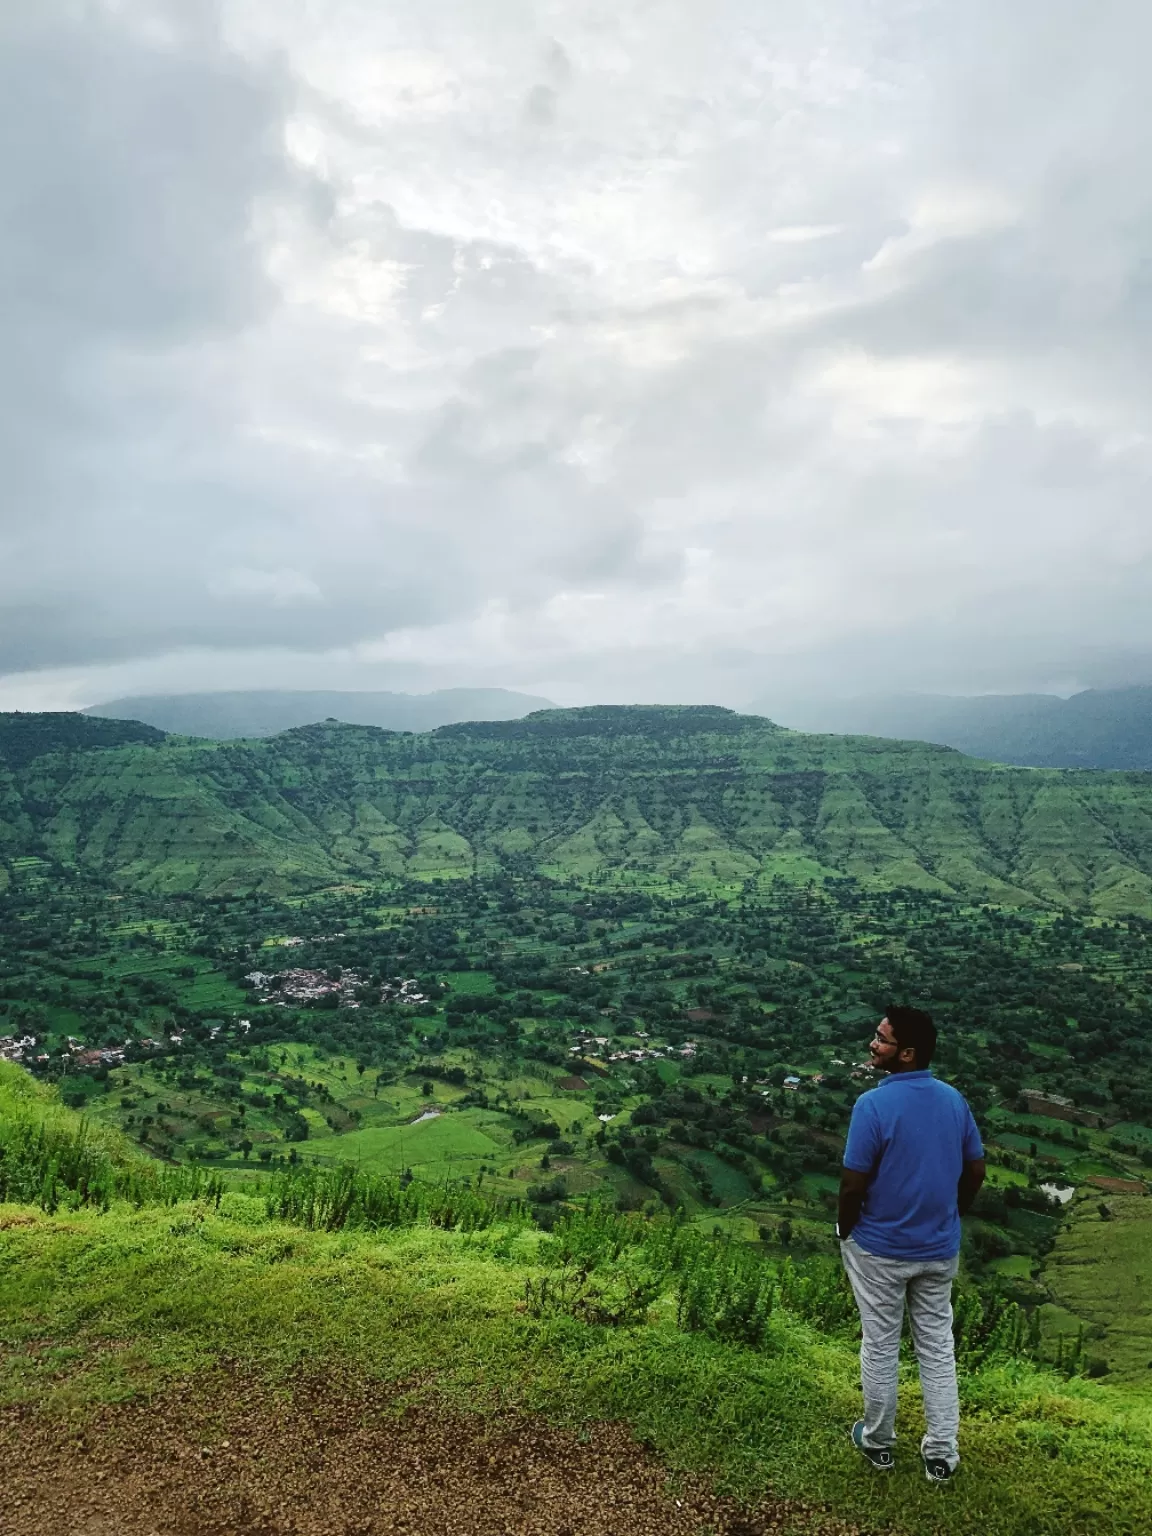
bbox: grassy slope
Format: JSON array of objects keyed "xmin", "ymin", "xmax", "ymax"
[
  {"xmin": 5, "ymin": 707, "xmax": 1152, "ymax": 912},
  {"xmin": 2, "ymin": 1067, "xmax": 1152, "ymax": 1536},
  {"xmin": 1041, "ymin": 1194, "xmax": 1152, "ymax": 1382},
  {"xmin": 4, "ymin": 1200, "xmax": 1152, "ymax": 1536},
  {"xmin": 0, "ymin": 1055, "xmax": 135, "ymax": 1170},
  {"xmin": 302, "ymin": 1110, "xmax": 506, "ymax": 1175}
]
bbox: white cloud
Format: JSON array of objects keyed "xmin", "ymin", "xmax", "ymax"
[
  {"xmin": 864, "ymin": 184, "xmax": 1020, "ymax": 271},
  {"xmin": 767, "ymin": 225, "xmax": 844, "ymax": 244}
]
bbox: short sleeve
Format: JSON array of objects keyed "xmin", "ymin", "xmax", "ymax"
[
  {"xmin": 843, "ymin": 1096, "xmax": 880, "ymax": 1173},
  {"xmin": 961, "ymin": 1103, "xmax": 984, "ymax": 1161}
]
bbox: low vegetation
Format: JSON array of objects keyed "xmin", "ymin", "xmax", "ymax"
[{"xmin": 3, "ymin": 707, "xmax": 1152, "ymax": 1532}]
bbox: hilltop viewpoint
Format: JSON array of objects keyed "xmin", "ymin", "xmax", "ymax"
[{"xmin": 3, "ymin": 1060, "xmax": 1152, "ymax": 1536}]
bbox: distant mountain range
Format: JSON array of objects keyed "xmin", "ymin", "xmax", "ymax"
[
  {"xmin": 83, "ymin": 688, "xmax": 555, "ymax": 739},
  {"xmin": 6, "ymin": 703, "xmax": 1152, "ymax": 914},
  {"xmin": 752, "ymin": 686, "xmax": 1152, "ymax": 770}
]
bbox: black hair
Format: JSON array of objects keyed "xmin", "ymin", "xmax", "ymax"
[{"xmin": 885, "ymin": 1005, "xmax": 937, "ymax": 1067}]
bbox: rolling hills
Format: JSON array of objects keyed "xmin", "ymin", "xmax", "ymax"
[
  {"xmin": 6, "ymin": 705, "xmax": 1152, "ymax": 911},
  {"xmin": 6, "ymin": 708, "xmax": 1152, "ymax": 1535}
]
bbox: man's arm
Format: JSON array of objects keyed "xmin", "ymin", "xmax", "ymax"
[
  {"xmin": 838, "ymin": 1167, "xmax": 871, "ymax": 1240},
  {"xmin": 957, "ymin": 1157, "xmax": 986, "ymax": 1217}
]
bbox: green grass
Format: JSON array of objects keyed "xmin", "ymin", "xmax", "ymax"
[
  {"xmin": 676, "ymin": 1148, "xmax": 756, "ymax": 1205},
  {"xmin": 448, "ymin": 970, "xmax": 498, "ymax": 995},
  {"xmin": 303, "ymin": 1110, "xmax": 506, "ymax": 1175},
  {"xmin": 1111, "ymin": 1123, "xmax": 1152, "ymax": 1145},
  {"xmin": 995, "ymin": 1131, "xmax": 1081, "ymax": 1163},
  {"xmin": 988, "ymin": 1255, "xmax": 1035, "ymax": 1279},
  {"xmin": 2, "ymin": 1197, "xmax": 1151, "ymax": 1536},
  {"xmin": 4, "ymin": 1061, "xmax": 1152, "ymax": 1535},
  {"xmin": 1041, "ymin": 1194, "xmax": 1152, "ymax": 1383},
  {"xmin": 984, "ymin": 1164, "xmax": 1030, "ymax": 1188},
  {"xmin": 1067, "ymin": 1156, "xmax": 1130, "ymax": 1179}
]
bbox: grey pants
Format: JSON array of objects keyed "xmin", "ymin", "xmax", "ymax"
[{"xmin": 840, "ymin": 1236, "xmax": 961, "ymax": 1468}]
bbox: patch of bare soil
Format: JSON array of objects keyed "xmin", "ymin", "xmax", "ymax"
[{"xmin": 0, "ymin": 1372, "xmax": 861, "ymax": 1536}]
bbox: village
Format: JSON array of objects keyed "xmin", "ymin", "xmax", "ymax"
[
  {"xmin": 0, "ymin": 1034, "xmax": 40, "ymax": 1066},
  {"xmin": 569, "ymin": 1025, "xmax": 694, "ymax": 1065},
  {"xmin": 0, "ymin": 1025, "xmax": 258, "ymax": 1077},
  {"xmin": 244, "ymin": 967, "xmax": 431, "ymax": 1009},
  {"xmin": 565, "ymin": 1026, "xmax": 874, "ymax": 1094}
]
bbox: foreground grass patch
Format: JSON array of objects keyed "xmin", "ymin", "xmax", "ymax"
[{"xmin": 1, "ymin": 1198, "xmax": 1150, "ymax": 1536}]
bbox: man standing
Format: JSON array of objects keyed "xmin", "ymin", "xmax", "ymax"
[{"xmin": 838, "ymin": 1006, "xmax": 985, "ymax": 1484}]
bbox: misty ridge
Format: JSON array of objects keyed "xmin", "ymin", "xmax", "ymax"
[
  {"xmin": 83, "ymin": 683, "xmax": 1152, "ymax": 772},
  {"xmin": 755, "ymin": 685, "xmax": 1152, "ymax": 772},
  {"xmin": 84, "ymin": 688, "xmax": 554, "ymax": 740}
]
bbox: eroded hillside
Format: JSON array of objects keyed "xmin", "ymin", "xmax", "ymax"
[{"xmin": 4, "ymin": 706, "xmax": 1152, "ymax": 912}]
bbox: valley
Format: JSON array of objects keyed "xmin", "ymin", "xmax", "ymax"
[
  {"xmin": 5, "ymin": 783, "xmax": 1152, "ymax": 1376},
  {"xmin": 4, "ymin": 704, "xmax": 1152, "ymax": 1532}
]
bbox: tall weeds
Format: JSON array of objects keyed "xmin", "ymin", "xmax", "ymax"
[
  {"xmin": 0, "ymin": 1107, "xmax": 224, "ymax": 1213},
  {"xmin": 263, "ymin": 1161, "xmax": 519, "ymax": 1234},
  {"xmin": 537, "ymin": 1201, "xmax": 1052, "ymax": 1372}
]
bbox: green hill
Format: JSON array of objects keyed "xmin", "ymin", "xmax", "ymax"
[
  {"xmin": 3, "ymin": 1061, "xmax": 1152, "ymax": 1536},
  {"xmin": 4, "ymin": 705, "xmax": 1152, "ymax": 912}
]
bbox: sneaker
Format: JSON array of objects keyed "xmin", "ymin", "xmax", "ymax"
[
  {"xmin": 922, "ymin": 1453, "xmax": 956, "ymax": 1485},
  {"xmin": 850, "ymin": 1421, "xmax": 894, "ymax": 1471}
]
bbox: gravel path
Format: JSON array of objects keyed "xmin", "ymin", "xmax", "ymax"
[{"xmin": 1, "ymin": 1373, "xmax": 862, "ymax": 1536}]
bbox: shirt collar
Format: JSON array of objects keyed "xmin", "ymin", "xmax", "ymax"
[{"xmin": 878, "ymin": 1069, "xmax": 933, "ymax": 1087}]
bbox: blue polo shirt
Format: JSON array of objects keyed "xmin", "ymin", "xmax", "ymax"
[{"xmin": 843, "ymin": 1070, "xmax": 983, "ymax": 1261}]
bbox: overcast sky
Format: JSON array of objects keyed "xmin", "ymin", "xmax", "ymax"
[{"xmin": 3, "ymin": 0, "xmax": 1152, "ymax": 712}]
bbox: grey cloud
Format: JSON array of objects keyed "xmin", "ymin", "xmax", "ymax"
[
  {"xmin": 524, "ymin": 85, "xmax": 558, "ymax": 127},
  {"xmin": 4, "ymin": 0, "xmax": 1152, "ymax": 706},
  {"xmin": 0, "ymin": 7, "xmax": 286, "ymax": 342},
  {"xmin": 543, "ymin": 41, "xmax": 573, "ymax": 86},
  {"xmin": 0, "ymin": 0, "xmax": 318, "ymax": 659}
]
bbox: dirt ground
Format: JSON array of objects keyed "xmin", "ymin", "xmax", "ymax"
[{"xmin": 0, "ymin": 1373, "xmax": 861, "ymax": 1536}]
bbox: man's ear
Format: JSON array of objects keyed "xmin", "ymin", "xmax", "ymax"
[{"xmin": 898, "ymin": 1046, "xmax": 917, "ymax": 1066}]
